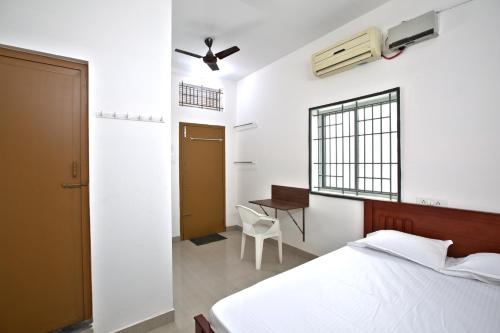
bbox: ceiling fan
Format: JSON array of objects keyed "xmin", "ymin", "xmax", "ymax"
[{"xmin": 175, "ymin": 37, "xmax": 240, "ymax": 71}]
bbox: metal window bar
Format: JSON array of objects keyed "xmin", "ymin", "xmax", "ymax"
[
  {"xmin": 178, "ymin": 81, "xmax": 224, "ymax": 111},
  {"xmin": 309, "ymin": 88, "xmax": 400, "ymax": 201}
]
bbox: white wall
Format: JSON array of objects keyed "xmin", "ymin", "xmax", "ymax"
[
  {"xmin": 0, "ymin": 1, "xmax": 173, "ymax": 332},
  {"xmin": 236, "ymin": 0, "xmax": 500, "ymax": 256},
  {"xmin": 171, "ymin": 69, "xmax": 238, "ymax": 238}
]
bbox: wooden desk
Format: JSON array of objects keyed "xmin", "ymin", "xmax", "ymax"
[{"xmin": 249, "ymin": 185, "xmax": 309, "ymax": 241}]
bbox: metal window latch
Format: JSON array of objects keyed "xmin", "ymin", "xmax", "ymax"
[{"xmin": 61, "ymin": 183, "xmax": 88, "ymax": 189}]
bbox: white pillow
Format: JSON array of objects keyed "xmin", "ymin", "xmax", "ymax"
[
  {"xmin": 443, "ymin": 253, "xmax": 500, "ymax": 285},
  {"xmin": 349, "ymin": 230, "xmax": 453, "ymax": 270}
]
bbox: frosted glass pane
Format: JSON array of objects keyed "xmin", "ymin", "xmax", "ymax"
[
  {"xmin": 331, "ymin": 138, "xmax": 337, "ymax": 163},
  {"xmin": 344, "ymin": 140, "xmax": 350, "ymax": 162},
  {"xmin": 325, "ymin": 138, "xmax": 330, "ymax": 163},
  {"xmin": 365, "ymin": 135, "xmax": 372, "ymax": 163},
  {"xmin": 374, "ymin": 119, "xmax": 381, "ymax": 133},
  {"xmin": 337, "ymin": 139, "xmax": 342, "ymax": 162},
  {"xmin": 366, "ymin": 120, "xmax": 373, "ymax": 134},
  {"xmin": 366, "ymin": 107, "xmax": 373, "ymax": 119},
  {"xmin": 373, "ymin": 105, "xmax": 381, "ymax": 118},
  {"xmin": 382, "ymin": 118, "xmax": 390, "ymax": 133},
  {"xmin": 373, "ymin": 134, "xmax": 381, "ymax": 163},
  {"xmin": 374, "ymin": 179, "xmax": 381, "ymax": 192},
  {"xmin": 359, "ymin": 139, "xmax": 364, "ymax": 163},
  {"xmin": 343, "ymin": 115, "xmax": 350, "ymax": 136},
  {"xmin": 391, "ymin": 164, "xmax": 398, "ymax": 192},
  {"xmin": 391, "ymin": 103, "xmax": 398, "ymax": 131},
  {"xmin": 383, "ymin": 180, "xmax": 390, "ymax": 193},
  {"xmin": 391, "ymin": 134, "xmax": 398, "ymax": 163},
  {"xmin": 358, "ymin": 108, "xmax": 365, "ymax": 120},
  {"xmin": 382, "ymin": 133, "xmax": 390, "ymax": 163},
  {"xmin": 351, "ymin": 164, "xmax": 355, "ymax": 189},
  {"xmin": 344, "ymin": 165, "xmax": 350, "ymax": 188},
  {"xmin": 382, "ymin": 103, "xmax": 390, "ymax": 117},
  {"xmin": 350, "ymin": 111, "xmax": 355, "ymax": 135},
  {"xmin": 374, "ymin": 163, "xmax": 381, "ymax": 178},
  {"xmin": 365, "ymin": 180, "xmax": 372, "ymax": 191},
  {"xmin": 337, "ymin": 124, "xmax": 342, "ymax": 137},
  {"xmin": 382, "ymin": 164, "xmax": 390, "ymax": 178},
  {"xmin": 366, "ymin": 165, "xmax": 372, "ymax": 178},
  {"xmin": 359, "ymin": 178, "xmax": 365, "ymax": 190}
]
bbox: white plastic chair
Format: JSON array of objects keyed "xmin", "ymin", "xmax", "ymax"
[{"xmin": 236, "ymin": 205, "xmax": 282, "ymax": 270}]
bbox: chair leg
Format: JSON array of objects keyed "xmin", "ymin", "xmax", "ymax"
[
  {"xmin": 278, "ymin": 232, "xmax": 283, "ymax": 264},
  {"xmin": 255, "ymin": 236, "xmax": 264, "ymax": 270},
  {"xmin": 240, "ymin": 233, "xmax": 246, "ymax": 260}
]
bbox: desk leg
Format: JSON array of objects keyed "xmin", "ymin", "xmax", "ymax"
[
  {"xmin": 302, "ymin": 208, "xmax": 305, "ymax": 242},
  {"xmin": 285, "ymin": 210, "xmax": 305, "ymax": 242},
  {"xmin": 259, "ymin": 205, "xmax": 269, "ymax": 216},
  {"xmin": 275, "ymin": 208, "xmax": 277, "ymax": 218}
]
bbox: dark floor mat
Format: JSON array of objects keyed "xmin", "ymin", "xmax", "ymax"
[{"xmin": 190, "ymin": 233, "xmax": 227, "ymax": 246}]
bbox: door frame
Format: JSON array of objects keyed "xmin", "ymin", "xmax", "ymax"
[
  {"xmin": 179, "ymin": 122, "xmax": 226, "ymax": 240},
  {"xmin": 0, "ymin": 45, "xmax": 92, "ymax": 321}
]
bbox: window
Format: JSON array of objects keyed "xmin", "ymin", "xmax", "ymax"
[
  {"xmin": 309, "ymin": 88, "xmax": 400, "ymax": 201},
  {"xmin": 179, "ymin": 81, "xmax": 223, "ymax": 111}
]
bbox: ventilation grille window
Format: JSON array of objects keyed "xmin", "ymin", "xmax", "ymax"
[
  {"xmin": 309, "ymin": 88, "xmax": 400, "ymax": 201},
  {"xmin": 179, "ymin": 81, "xmax": 223, "ymax": 111}
]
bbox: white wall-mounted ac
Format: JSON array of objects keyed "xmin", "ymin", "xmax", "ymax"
[{"xmin": 312, "ymin": 27, "xmax": 382, "ymax": 78}]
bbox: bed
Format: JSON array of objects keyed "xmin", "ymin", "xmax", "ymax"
[{"xmin": 194, "ymin": 200, "xmax": 500, "ymax": 333}]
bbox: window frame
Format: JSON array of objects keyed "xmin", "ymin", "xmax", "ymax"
[{"xmin": 308, "ymin": 87, "xmax": 401, "ymax": 202}]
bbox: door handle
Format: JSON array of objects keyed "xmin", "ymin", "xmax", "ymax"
[
  {"xmin": 182, "ymin": 213, "xmax": 192, "ymax": 217},
  {"xmin": 61, "ymin": 183, "xmax": 88, "ymax": 189}
]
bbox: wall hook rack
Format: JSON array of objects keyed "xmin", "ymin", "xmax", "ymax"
[{"xmin": 96, "ymin": 111, "xmax": 164, "ymax": 123}]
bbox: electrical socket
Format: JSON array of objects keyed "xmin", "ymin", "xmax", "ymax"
[{"xmin": 416, "ymin": 197, "xmax": 447, "ymax": 207}]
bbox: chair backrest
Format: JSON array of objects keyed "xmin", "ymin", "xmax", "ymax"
[{"xmin": 236, "ymin": 205, "xmax": 262, "ymax": 226}]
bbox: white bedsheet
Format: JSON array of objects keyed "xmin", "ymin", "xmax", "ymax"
[{"xmin": 209, "ymin": 246, "xmax": 500, "ymax": 333}]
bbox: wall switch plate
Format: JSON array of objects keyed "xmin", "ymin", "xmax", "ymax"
[{"xmin": 416, "ymin": 197, "xmax": 447, "ymax": 207}]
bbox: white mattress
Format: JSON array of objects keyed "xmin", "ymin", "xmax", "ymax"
[{"xmin": 209, "ymin": 246, "xmax": 500, "ymax": 333}]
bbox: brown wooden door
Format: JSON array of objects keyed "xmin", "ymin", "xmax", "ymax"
[
  {"xmin": 180, "ymin": 123, "xmax": 225, "ymax": 240},
  {"xmin": 0, "ymin": 47, "xmax": 91, "ymax": 333}
]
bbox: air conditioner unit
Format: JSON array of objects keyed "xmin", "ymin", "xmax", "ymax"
[
  {"xmin": 386, "ymin": 11, "xmax": 439, "ymax": 51},
  {"xmin": 312, "ymin": 27, "xmax": 382, "ymax": 78}
]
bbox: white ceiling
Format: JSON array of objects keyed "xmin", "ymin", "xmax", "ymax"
[{"xmin": 172, "ymin": 0, "xmax": 390, "ymax": 81}]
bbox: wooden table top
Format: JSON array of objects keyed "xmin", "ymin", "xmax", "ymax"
[{"xmin": 249, "ymin": 199, "xmax": 308, "ymax": 211}]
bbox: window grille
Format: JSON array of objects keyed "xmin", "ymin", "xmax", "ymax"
[
  {"xmin": 309, "ymin": 88, "xmax": 400, "ymax": 201},
  {"xmin": 179, "ymin": 81, "xmax": 223, "ymax": 111}
]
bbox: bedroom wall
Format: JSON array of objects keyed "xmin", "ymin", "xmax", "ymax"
[
  {"xmin": 236, "ymin": 0, "xmax": 500, "ymax": 256},
  {"xmin": 171, "ymin": 70, "xmax": 238, "ymax": 238},
  {"xmin": 0, "ymin": 0, "xmax": 173, "ymax": 332}
]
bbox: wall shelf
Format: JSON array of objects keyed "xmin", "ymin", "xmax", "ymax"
[
  {"xmin": 233, "ymin": 122, "xmax": 257, "ymax": 130},
  {"xmin": 233, "ymin": 161, "xmax": 255, "ymax": 164}
]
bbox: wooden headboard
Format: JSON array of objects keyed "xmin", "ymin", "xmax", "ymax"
[{"xmin": 364, "ymin": 200, "xmax": 500, "ymax": 257}]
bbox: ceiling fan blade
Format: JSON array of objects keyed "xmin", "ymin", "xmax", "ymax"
[
  {"xmin": 215, "ymin": 46, "xmax": 240, "ymax": 59},
  {"xmin": 207, "ymin": 62, "xmax": 219, "ymax": 71},
  {"xmin": 175, "ymin": 49, "xmax": 203, "ymax": 58}
]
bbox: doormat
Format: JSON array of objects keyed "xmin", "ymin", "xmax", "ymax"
[{"xmin": 190, "ymin": 233, "xmax": 227, "ymax": 246}]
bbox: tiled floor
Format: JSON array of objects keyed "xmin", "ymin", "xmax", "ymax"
[{"xmin": 148, "ymin": 229, "xmax": 312, "ymax": 333}]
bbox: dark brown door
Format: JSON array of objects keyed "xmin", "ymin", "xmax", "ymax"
[
  {"xmin": 0, "ymin": 47, "xmax": 91, "ymax": 332},
  {"xmin": 180, "ymin": 123, "xmax": 225, "ymax": 240}
]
